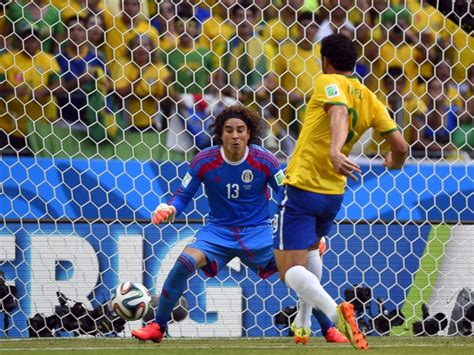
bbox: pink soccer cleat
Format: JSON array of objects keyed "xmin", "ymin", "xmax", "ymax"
[
  {"xmin": 324, "ymin": 326, "xmax": 349, "ymax": 343},
  {"xmin": 131, "ymin": 322, "xmax": 165, "ymax": 343}
]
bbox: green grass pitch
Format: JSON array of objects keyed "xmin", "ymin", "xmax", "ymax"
[{"xmin": 1, "ymin": 337, "xmax": 474, "ymax": 355}]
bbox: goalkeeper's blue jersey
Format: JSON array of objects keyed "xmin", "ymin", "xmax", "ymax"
[{"xmin": 169, "ymin": 144, "xmax": 284, "ymax": 227}]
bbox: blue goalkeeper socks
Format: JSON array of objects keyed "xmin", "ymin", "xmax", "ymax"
[
  {"xmin": 313, "ymin": 309, "xmax": 334, "ymax": 336},
  {"xmin": 155, "ymin": 253, "xmax": 197, "ymax": 329}
]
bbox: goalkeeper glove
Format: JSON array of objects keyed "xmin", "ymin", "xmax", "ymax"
[
  {"xmin": 152, "ymin": 203, "xmax": 176, "ymax": 224},
  {"xmin": 318, "ymin": 237, "xmax": 327, "ymax": 257}
]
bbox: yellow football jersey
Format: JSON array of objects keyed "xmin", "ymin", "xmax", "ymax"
[
  {"xmin": 113, "ymin": 60, "xmax": 171, "ymax": 129},
  {"xmin": 0, "ymin": 51, "xmax": 59, "ymax": 137},
  {"xmin": 284, "ymin": 74, "xmax": 398, "ymax": 195},
  {"xmin": 103, "ymin": 11, "xmax": 159, "ymax": 63}
]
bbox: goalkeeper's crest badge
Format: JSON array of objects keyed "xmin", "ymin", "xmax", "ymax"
[{"xmin": 241, "ymin": 170, "xmax": 253, "ymax": 183}]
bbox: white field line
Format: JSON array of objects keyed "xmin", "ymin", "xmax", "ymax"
[{"xmin": 1, "ymin": 343, "xmax": 474, "ymax": 352}]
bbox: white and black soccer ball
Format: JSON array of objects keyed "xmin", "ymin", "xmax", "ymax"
[{"xmin": 110, "ymin": 282, "xmax": 151, "ymax": 321}]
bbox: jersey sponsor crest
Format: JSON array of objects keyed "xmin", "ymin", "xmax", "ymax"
[
  {"xmin": 274, "ymin": 170, "xmax": 284, "ymax": 186},
  {"xmin": 182, "ymin": 172, "xmax": 192, "ymax": 188},
  {"xmin": 241, "ymin": 169, "xmax": 254, "ymax": 183},
  {"xmin": 325, "ymin": 84, "xmax": 340, "ymax": 98}
]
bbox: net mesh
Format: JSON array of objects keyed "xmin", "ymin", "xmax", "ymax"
[{"xmin": 0, "ymin": 0, "xmax": 472, "ymax": 338}]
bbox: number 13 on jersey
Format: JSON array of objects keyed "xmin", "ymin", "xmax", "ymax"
[{"xmin": 226, "ymin": 183, "xmax": 239, "ymax": 199}]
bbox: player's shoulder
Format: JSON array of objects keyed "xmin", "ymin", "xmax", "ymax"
[
  {"xmin": 190, "ymin": 146, "xmax": 221, "ymax": 169},
  {"xmin": 314, "ymin": 73, "xmax": 344, "ymax": 91},
  {"xmin": 315, "ymin": 73, "xmax": 338, "ymax": 84},
  {"xmin": 248, "ymin": 144, "xmax": 280, "ymax": 168}
]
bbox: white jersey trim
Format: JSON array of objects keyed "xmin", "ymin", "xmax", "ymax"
[
  {"xmin": 279, "ymin": 186, "xmax": 289, "ymax": 250},
  {"xmin": 220, "ymin": 146, "xmax": 249, "ymax": 165}
]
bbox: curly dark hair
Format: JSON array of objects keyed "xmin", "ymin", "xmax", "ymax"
[
  {"xmin": 320, "ymin": 34, "xmax": 357, "ymax": 72},
  {"xmin": 209, "ymin": 105, "xmax": 263, "ymax": 145}
]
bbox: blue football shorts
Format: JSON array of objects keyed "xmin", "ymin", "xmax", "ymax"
[
  {"xmin": 187, "ymin": 223, "xmax": 277, "ymax": 279},
  {"xmin": 273, "ymin": 185, "xmax": 344, "ymax": 250}
]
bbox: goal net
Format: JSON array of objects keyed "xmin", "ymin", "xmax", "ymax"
[{"xmin": 0, "ymin": 0, "xmax": 472, "ymax": 338}]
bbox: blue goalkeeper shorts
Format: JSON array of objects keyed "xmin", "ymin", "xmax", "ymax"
[
  {"xmin": 187, "ymin": 223, "xmax": 277, "ymax": 279},
  {"xmin": 273, "ymin": 185, "xmax": 343, "ymax": 250}
]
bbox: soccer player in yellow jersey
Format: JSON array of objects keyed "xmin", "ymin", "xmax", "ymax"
[{"xmin": 273, "ymin": 34, "xmax": 409, "ymax": 350}]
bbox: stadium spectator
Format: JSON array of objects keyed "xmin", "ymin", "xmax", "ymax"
[
  {"xmin": 366, "ymin": 67, "xmax": 427, "ymax": 158},
  {"xmin": 112, "ymin": 33, "xmax": 172, "ymax": 131},
  {"xmin": 412, "ymin": 77, "xmax": 458, "ymax": 159},
  {"xmin": 260, "ymin": 0, "xmax": 304, "ymax": 55},
  {"xmin": 3, "ymin": 0, "xmax": 66, "ymax": 54},
  {"xmin": 151, "ymin": 0, "xmax": 175, "ymax": 33},
  {"xmin": 0, "ymin": 1, "xmax": 8, "ymax": 54},
  {"xmin": 414, "ymin": 61, "xmax": 464, "ymax": 109},
  {"xmin": 198, "ymin": 0, "xmax": 237, "ymax": 56},
  {"xmin": 217, "ymin": 4, "xmax": 274, "ymax": 104},
  {"xmin": 407, "ymin": 0, "xmax": 448, "ymax": 87},
  {"xmin": 165, "ymin": 9, "xmax": 215, "ymax": 97},
  {"xmin": 315, "ymin": 0, "xmax": 355, "ymax": 42},
  {"xmin": 273, "ymin": 34, "xmax": 408, "ymax": 351},
  {"xmin": 50, "ymin": 0, "xmax": 105, "ymax": 22},
  {"xmin": 252, "ymin": 0, "xmax": 278, "ymax": 36},
  {"xmin": 357, "ymin": 0, "xmax": 390, "ymax": 89},
  {"xmin": 0, "ymin": 23, "xmax": 60, "ymax": 155},
  {"xmin": 273, "ymin": 12, "xmax": 321, "ymax": 141},
  {"xmin": 102, "ymin": 0, "xmax": 160, "ymax": 69},
  {"xmin": 452, "ymin": 91, "xmax": 473, "ymax": 159},
  {"xmin": 164, "ymin": 8, "xmax": 217, "ymax": 150},
  {"xmin": 86, "ymin": 12, "xmax": 107, "ymax": 62},
  {"xmin": 371, "ymin": 6, "xmax": 422, "ymax": 93},
  {"xmin": 315, "ymin": 0, "xmax": 374, "ymax": 86},
  {"xmin": 55, "ymin": 15, "xmax": 114, "ymax": 141},
  {"xmin": 151, "ymin": 0, "xmax": 179, "ymax": 51},
  {"xmin": 458, "ymin": 65, "xmax": 474, "ymax": 103}
]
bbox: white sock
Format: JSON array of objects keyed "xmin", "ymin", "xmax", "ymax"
[
  {"xmin": 286, "ymin": 265, "xmax": 338, "ymax": 324},
  {"xmin": 294, "ymin": 250, "xmax": 322, "ymax": 328},
  {"xmin": 307, "ymin": 250, "xmax": 323, "ymax": 280}
]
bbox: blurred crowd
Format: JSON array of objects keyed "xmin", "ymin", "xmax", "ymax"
[{"xmin": 0, "ymin": 0, "xmax": 472, "ymax": 160}]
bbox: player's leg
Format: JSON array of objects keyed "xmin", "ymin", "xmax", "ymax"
[
  {"xmin": 274, "ymin": 186, "xmax": 337, "ymax": 320},
  {"xmin": 132, "ymin": 246, "xmax": 207, "ymax": 342},
  {"xmin": 273, "ymin": 185, "xmax": 319, "ymax": 345},
  {"xmin": 133, "ymin": 225, "xmax": 232, "ymax": 343},
  {"xmin": 154, "ymin": 246, "xmax": 207, "ymax": 328},
  {"xmin": 275, "ymin": 187, "xmax": 367, "ymax": 349},
  {"xmin": 306, "ymin": 243, "xmax": 348, "ymax": 343},
  {"xmin": 292, "ymin": 245, "xmax": 346, "ymax": 343}
]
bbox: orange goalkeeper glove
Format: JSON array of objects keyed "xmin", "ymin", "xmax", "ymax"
[
  {"xmin": 152, "ymin": 203, "xmax": 176, "ymax": 224},
  {"xmin": 318, "ymin": 237, "xmax": 327, "ymax": 257}
]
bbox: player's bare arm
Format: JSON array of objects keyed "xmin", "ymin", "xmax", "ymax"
[
  {"xmin": 382, "ymin": 130, "xmax": 409, "ymax": 170},
  {"xmin": 327, "ymin": 104, "xmax": 361, "ymax": 180}
]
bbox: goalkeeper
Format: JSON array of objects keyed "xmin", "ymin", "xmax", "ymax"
[
  {"xmin": 132, "ymin": 104, "xmax": 346, "ymax": 344},
  {"xmin": 273, "ymin": 34, "xmax": 409, "ymax": 351}
]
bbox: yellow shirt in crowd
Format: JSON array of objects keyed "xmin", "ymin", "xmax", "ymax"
[
  {"xmin": 375, "ymin": 42, "xmax": 420, "ymax": 84},
  {"xmin": 199, "ymin": 15, "xmax": 235, "ymax": 60},
  {"xmin": 102, "ymin": 11, "xmax": 160, "ymax": 64},
  {"xmin": 274, "ymin": 42, "xmax": 322, "ymax": 99},
  {"xmin": 284, "ymin": 74, "xmax": 397, "ymax": 195},
  {"xmin": 273, "ymin": 41, "xmax": 322, "ymax": 124},
  {"xmin": 367, "ymin": 84, "xmax": 427, "ymax": 156},
  {"xmin": 261, "ymin": 19, "xmax": 300, "ymax": 53},
  {"xmin": 113, "ymin": 60, "xmax": 171, "ymax": 129},
  {"xmin": 0, "ymin": 51, "xmax": 59, "ymax": 137}
]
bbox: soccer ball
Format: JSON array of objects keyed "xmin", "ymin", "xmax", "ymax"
[{"xmin": 110, "ymin": 282, "xmax": 151, "ymax": 321}]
